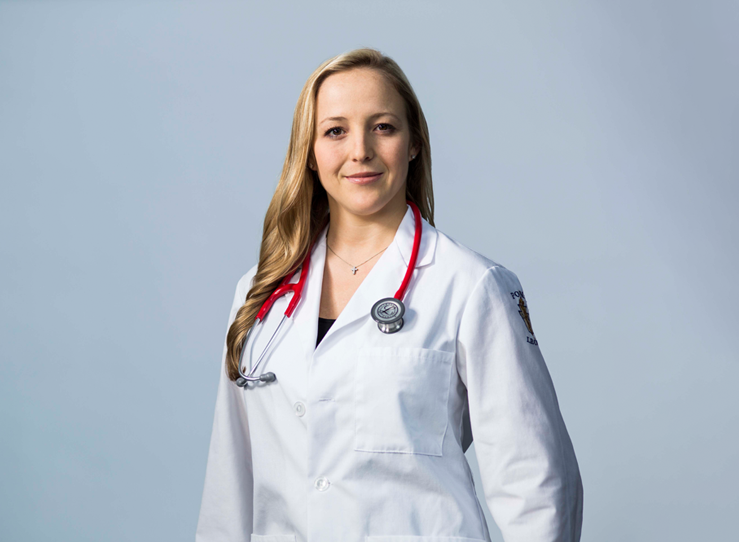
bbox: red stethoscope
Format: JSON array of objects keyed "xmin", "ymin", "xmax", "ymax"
[{"xmin": 236, "ymin": 200, "xmax": 423, "ymax": 388}]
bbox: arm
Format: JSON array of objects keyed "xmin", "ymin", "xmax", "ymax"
[
  {"xmin": 457, "ymin": 266, "xmax": 583, "ymax": 542},
  {"xmin": 196, "ymin": 272, "xmax": 256, "ymax": 542}
]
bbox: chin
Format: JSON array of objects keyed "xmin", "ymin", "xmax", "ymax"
[{"xmin": 345, "ymin": 191, "xmax": 402, "ymax": 216}]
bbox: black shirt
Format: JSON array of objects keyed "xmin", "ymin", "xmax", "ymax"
[{"xmin": 316, "ymin": 317, "xmax": 336, "ymax": 346}]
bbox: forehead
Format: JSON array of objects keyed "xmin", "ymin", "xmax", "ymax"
[{"xmin": 315, "ymin": 68, "xmax": 405, "ymax": 121}]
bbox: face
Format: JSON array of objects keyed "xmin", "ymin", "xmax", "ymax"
[{"xmin": 311, "ymin": 68, "xmax": 419, "ymax": 219}]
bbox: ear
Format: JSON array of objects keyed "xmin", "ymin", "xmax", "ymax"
[{"xmin": 409, "ymin": 142, "xmax": 421, "ymax": 161}]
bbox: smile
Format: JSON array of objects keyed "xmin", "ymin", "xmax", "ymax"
[{"xmin": 345, "ymin": 173, "xmax": 383, "ymax": 185}]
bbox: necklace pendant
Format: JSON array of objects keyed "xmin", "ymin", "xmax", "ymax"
[{"xmin": 351, "ymin": 267, "xmax": 358, "ymax": 275}]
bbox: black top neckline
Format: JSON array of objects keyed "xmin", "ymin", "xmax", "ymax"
[
  {"xmin": 316, "ymin": 317, "xmax": 336, "ymax": 346},
  {"xmin": 316, "ymin": 316, "xmax": 336, "ymax": 346}
]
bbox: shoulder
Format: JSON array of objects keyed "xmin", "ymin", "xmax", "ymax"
[
  {"xmin": 432, "ymin": 226, "xmax": 523, "ymax": 295},
  {"xmin": 433, "ymin": 229, "xmax": 538, "ymax": 346}
]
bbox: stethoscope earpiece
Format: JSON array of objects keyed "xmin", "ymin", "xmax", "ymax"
[
  {"xmin": 235, "ymin": 372, "xmax": 276, "ymax": 388},
  {"xmin": 371, "ymin": 297, "xmax": 406, "ymax": 334}
]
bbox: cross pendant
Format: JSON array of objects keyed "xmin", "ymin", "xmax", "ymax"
[{"xmin": 351, "ymin": 267, "xmax": 358, "ymax": 275}]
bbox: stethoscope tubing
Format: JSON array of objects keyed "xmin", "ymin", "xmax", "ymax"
[
  {"xmin": 393, "ymin": 201, "xmax": 422, "ymax": 301},
  {"xmin": 238, "ymin": 313, "xmax": 288, "ymax": 382}
]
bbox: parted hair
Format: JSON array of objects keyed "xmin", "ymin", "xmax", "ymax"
[{"xmin": 225, "ymin": 47, "xmax": 435, "ymax": 381}]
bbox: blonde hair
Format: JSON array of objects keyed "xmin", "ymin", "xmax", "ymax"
[{"xmin": 225, "ymin": 47, "xmax": 435, "ymax": 381}]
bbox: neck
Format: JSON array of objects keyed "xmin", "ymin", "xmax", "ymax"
[{"xmin": 325, "ymin": 196, "xmax": 408, "ymax": 259}]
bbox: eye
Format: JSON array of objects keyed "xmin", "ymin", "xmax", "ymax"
[
  {"xmin": 324, "ymin": 126, "xmax": 344, "ymax": 137},
  {"xmin": 376, "ymin": 123, "xmax": 395, "ymax": 132}
]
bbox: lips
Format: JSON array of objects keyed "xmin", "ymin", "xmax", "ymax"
[
  {"xmin": 346, "ymin": 172, "xmax": 383, "ymax": 184},
  {"xmin": 347, "ymin": 171, "xmax": 381, "ymax": 177}
]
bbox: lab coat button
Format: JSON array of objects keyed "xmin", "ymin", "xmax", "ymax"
[
  {"xmin": 314, "ymin": 476, "xmax": 330, "ymax": 491},
  {"xmin": 294, "ymin": 402, "xmax": 306, "ymax": 417}
]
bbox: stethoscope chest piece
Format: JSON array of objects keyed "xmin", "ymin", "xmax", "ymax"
[{"xmin": 371, "ymin": 297, "xmax": 406, "ymax": 334}]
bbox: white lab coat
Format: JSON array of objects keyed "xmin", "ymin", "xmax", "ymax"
[{"xmin": 196, "ymin": 205, "xmax": 583, "ymax": 542}]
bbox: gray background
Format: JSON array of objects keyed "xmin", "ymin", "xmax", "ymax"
[{"xmin": 1, "ymin": 1, "xmax": 737, "ymax": 541}]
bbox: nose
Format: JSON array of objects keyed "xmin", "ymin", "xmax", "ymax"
[{"xmin": 350, "ymin": 130, "xmax": 373, "ymax": 162}]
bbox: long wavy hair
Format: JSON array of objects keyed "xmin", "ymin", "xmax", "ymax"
[{"xmin": 225, "ymin": 47, "xmax": 435, "ymax": 381}]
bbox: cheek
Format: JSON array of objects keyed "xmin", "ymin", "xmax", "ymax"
[
  {"xmin": 314, "ymin": 143, "xmax": 342, "ymax": 173},
  {"xmin": 383, "ymin": 140, "xmax": 410, "ymax": 172}
]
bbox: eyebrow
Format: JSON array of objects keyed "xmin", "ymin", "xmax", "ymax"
[{"xmin": 318, "ymin": 112, "xmax": 402, "ymax": 125}]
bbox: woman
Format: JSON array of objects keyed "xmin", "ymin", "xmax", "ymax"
[{"xmin": 197, "ymin": 48, "xmax": 583, "ymax": 542}]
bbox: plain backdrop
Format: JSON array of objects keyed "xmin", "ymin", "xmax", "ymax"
[{"xmin": 1, "ymin": 1, "xmax": 737, "ymax": 541}]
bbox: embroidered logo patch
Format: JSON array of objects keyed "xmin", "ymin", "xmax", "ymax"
[
  {"xmin": 517, "ymin": 297, "xmax": 534, "ymax": 336},
  {"xmin": 510, "ymin": 290, "xmax": 538, "ymax": 345}
]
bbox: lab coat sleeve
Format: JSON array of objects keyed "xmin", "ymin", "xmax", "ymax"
[
  {"xmin": 456, "ymin": 266, "xmax": 583, "ymax": 542},
  {"xmin": 196, "ymin": 272, "xmax": 255, "ymax": 542}
]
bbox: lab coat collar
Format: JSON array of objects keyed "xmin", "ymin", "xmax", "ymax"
[
  {"xmin": 394, "ymin": 203, "xmax": 438, "ymax": 269},
  {"xmin": 291, "ymin": 204, "xmax": 438, "ymax": 359}
]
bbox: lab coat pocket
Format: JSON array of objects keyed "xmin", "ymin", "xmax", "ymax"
[
  {"xmin": 354, "ymin": 347, "xmax": 454, "ymax": 456},
  {"xmin": 250, "ymin": 535, "xmax": 296, "ymax": 542}
]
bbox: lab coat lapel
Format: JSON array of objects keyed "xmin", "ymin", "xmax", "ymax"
[{"xmin": 292, "ymin": 224, "xmax": 329, "ymax": 359}]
